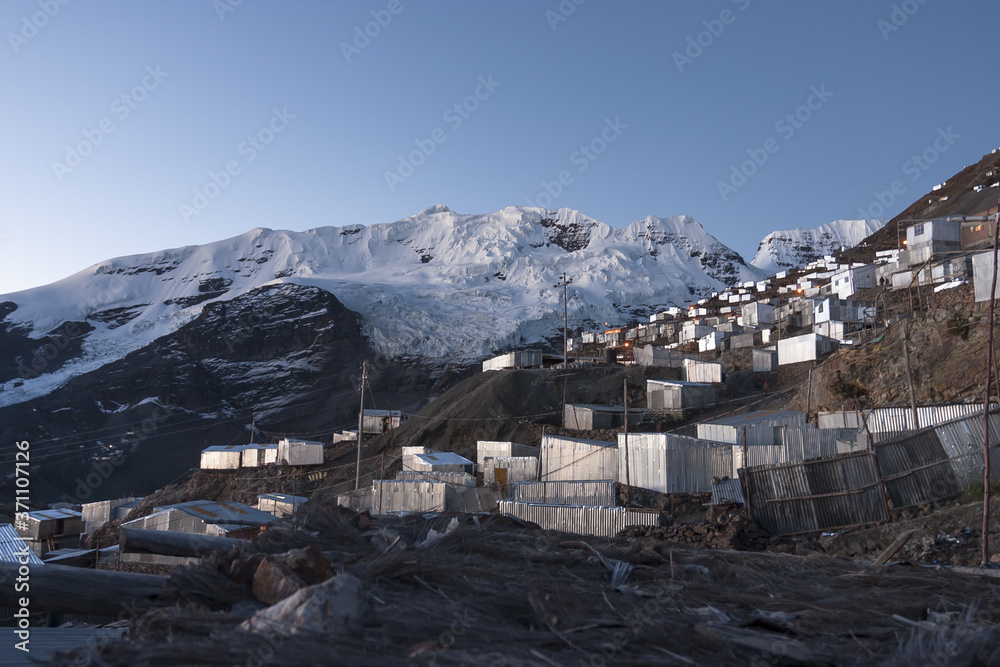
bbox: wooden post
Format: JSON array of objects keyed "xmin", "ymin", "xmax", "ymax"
[
  {"xmin": 901, "ymin": 317, "xmax": 920, "ymax": 430},
  {"xmin": 623, "ymin": 377, "xmax": 631, "ymax": 505},
  {"xmin": 805, "ymin": 368, "xmax": 813, "ymax": 424},
  {"xmin": 857, "ymin": 398, "xmax": 891, "ymax": 520},
  {"xmin": 981, "ymin": 203, "xmax": 1000, "ymax": 566},
  {"xmin": 355, "ymin": 361, "xmax": 367, "ymax": 490}
]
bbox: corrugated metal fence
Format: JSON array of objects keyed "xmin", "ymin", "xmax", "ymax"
[
  {"xmin": 511, "ymin": 480, "xmax": 616, "ymax": 506},
  {"xmin": 498, "ymin": 500, "xmax": 661, "ymax": 537},
  {"xmin": 744, "ymin": 451, "xmax": 888, "ymax": 535}
]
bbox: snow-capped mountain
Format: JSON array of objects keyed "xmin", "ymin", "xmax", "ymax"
[
  {"xmin": 0, "ymin": 206, "xmax": 761, "ymax": 408},
  {"xmin": 750, "ymin": 219, "xmax": 886, "ymax": 274}
]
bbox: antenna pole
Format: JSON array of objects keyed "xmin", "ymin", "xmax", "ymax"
[
  {"xmin": 355, "ymin": 361, "xmax": 367, "ymax": 491},
  {"xmin": 555, "ymin": 273, "xmax": 572, "ymax": 368}
]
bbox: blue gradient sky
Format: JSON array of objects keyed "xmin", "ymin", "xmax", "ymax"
[{"xmin": 1, "ymin": 0, "xmax": 998, "ymax": 293}]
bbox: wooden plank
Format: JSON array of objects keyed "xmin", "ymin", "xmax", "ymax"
[
  {"xmin": 873, "ymin": 529, "xmax": 918, "ymax": 566},
  {"xmin": 0, "ymin": 561, "xmax": 168, "ymax": 616},
  {"xmin": 119, "ymin": 527, "xmax": 248, "ymax": 558}
]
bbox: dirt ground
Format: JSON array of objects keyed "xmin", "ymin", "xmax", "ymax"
[{"xmin": 53, "ymin": 507, "xmax": 1000, "ymax": 666}]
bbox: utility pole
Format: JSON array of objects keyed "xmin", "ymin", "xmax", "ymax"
[
  {"xmin": 981, "ymin": 202, "xmax": 1000, "ymax": 567},
  {"xmin": 623, "ymin": 377, "xmax": 631, "ymax": 505},
  {"xmin": 355, "ymin": 361, "xmax": 367, "ymax": 491},
  {"xmin": 555, "ymin": 273, "xmax": 572, "ymax": 368}
]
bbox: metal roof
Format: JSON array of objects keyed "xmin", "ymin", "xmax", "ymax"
[
  {"xmin": 702, "ymin": 410, "xmax": 805, "ymax": 427},
  {"xmin": 155, "ymin": 500, "xmax": 278, "ymax": 526},
  {"xmin": 647, "ymin": 379, "xmax": 715, "ymax": 388},
  {"xmin": 242, "ymin": 443, "xmax": 278, "ymax": 450},
  {"xmin": 362, "ymin": 409, "xmax": 401, "ymax": 417},
  {"xmin": 26, "ymin": 508, "xmax": 82, "ymax": 522},
  {"xmin": 566, "ymin": 403, "xmax": 628, "ymax": 413},
  {"xmin": 0, "ymin": 524, "xmax": 43, "ymax": 565},
  {"xmin": 543, "ymin": 435, "xmax": 617, "ymax": 448},
  {"xmin": 201, "ymin": 444, "xmax": 246, "ymax": 452},
  {"xmin": 257, "ymin": 493, "xmax": 309, "ymax": 504},
  {"xmin": 415, "ymin": 452, "xmax": 474, "ymax": 466},
  {"xmin": 0, "ymin": 628, "xmax": 124, "ymax": 667}
]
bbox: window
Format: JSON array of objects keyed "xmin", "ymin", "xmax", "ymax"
[{"xmin": 913, "ymin": 223, "xmax": 924, "ymax": 236}]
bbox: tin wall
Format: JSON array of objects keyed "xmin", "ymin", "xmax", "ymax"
[
  {"xmin": 617, "ymin": 433, "xmax": 734, "ymax": 493},
  {"xmin": 371, "ymin": 480, "xmax": 446, "ymax": 514},
  {"xmin": 511, "ymin": 480, "xmax": 616, "ymax": 506},
  {"xmin": 484, "ymin": 456, "xmax": 539, "ymax": 485},
  {"xmin": 476, "ymin": 441, "xmax": 540, "ymax": 469},
  {"xmin": 540, "ymin": 436, "xmax": 618, "ymax": 482},
  {"xmin": 498, "ymin": 500, "xmax": 661, "ymax": 538}
]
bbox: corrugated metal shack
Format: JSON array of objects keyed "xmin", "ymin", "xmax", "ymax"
[
  {"xmin": 361, "ymin": 409, "xmax": 402, "ymax": 434},
  {"xmin": 697, "ymin": 410, "xmax": 806, "ymax": 447},
  {"xmin": 498, "ymin": 500, "xmax": 661, "ymax": 538},
  {"xmin": 646, "ymin": 379, "xmax": 716, "ymax": 412},
  {"xmin": 476, "ymin": 441, "xmax": 540, "ymax": 471},
  {"xmin": 752, "ymin": 348, "xmax": 778, "ymax": 373},
  {"xmin": 540, "ymin": 435, "xmax": 618, "ymax": 482},
  {"xmin": 402, "ymin": 446, "xmax": 428, "ymax": 473},
  {"xmin": 241, "ymin": 444, "xmax": 279, "ymax": 468},
  {"xmin": 483, "ymin": 456, "xmax": 539, "ymax": 489},
  {"xmin": 482, "ymin": 349, "xmax": 542, "ymax": 372},
  {"xmin": 277, "ymin": 438, "xmax": 325, "ymax": 466},
  {"xmin": 563, "ymin": 403, "xmax": 641, "ymax": 430},
  {"xmin": 15, "ymin": 509, "xmax": 85, "ymax": 557},
  {"xmin": 741, "ymin": 426, "xmax": 860, "ymax": 469},
  {"xmin": 511, "ymin": 480, "xmax": 616, "ymax": 506},
  {"xmin": 617, "ymin": 433, "xmax": 734, "ymax": 493},
  {"xmin": 396, "ymin": 471, "xmax": 477, "ymax": 487},
  {"xmin": 0, "ymin": 523, "xmax": 44, "ymax": 565},
  {"xmin": 257, "ymin": 493, "xmax": 309, "ymax": 518},
  {"xmin": 633, "ymin": 346, "xmax": 689, "ymax": 368},
  {"xmin": 412, "ymin": 452, "xmax": 475, "ymax": 475},
  {"xmin": 743, "ymin": 452, "xmax": 889, "ymax": 535},
  {"xmin": 777, "ymin": 333, "xmax": 839, "ymax": 366},
  {"xmin": 120, "ymin": 500, "xmax": 276, "ymax": 564},
  {"xmin": 371, "ymin": 480, "xmax": 447, "ymax": 514},
  {"xmin": 199, "ymin": 444, "xmax": 244, "ymax": 470},
  {"xmin": 682, "ymin": 359, "xmax": 722, "ymax": 384},
  {"xmin": 81, "ymin": 497, "xmax": 140, "ymax": 535}
]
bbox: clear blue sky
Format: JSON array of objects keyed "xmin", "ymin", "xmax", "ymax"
[{"xmin": 1, "ymin": 0, "xmax": 998, "ymax": 294}]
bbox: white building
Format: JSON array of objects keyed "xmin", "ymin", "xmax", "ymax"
[
  {"xmin": 277, "ymin": 438, "xmax": 324, "ymax": 466},
  {"xmin": 777, "ymin": 333, "xmax": 840, "ymax": 365},
  {"xmin": 829, "ymin": 265, "xmax": 876, "ymax": 300},
  {"xmin": 540, "ymin": 435, "xmax": 618, "ymax": 482}
]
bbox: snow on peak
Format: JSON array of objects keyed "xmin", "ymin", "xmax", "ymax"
[
  {"xmin": 0, "ymin": 206, "xmax": 760, "ymax": 406},
  {"xmin": 751, "ymin": 219, "xmax": 886, "ymax": 275}
]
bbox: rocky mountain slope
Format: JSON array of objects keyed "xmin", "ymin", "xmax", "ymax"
[{"xmin": 751, "ymin": 219, "xmax": 885, "ymax": 274}]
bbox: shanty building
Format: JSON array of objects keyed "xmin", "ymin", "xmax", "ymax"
[
  {"xmin": 973, "ymin": 251, "xmax": 1000, "ymax": 302},
  {"xmin": 829, "ymin": 265, "xmax": 877, "ymax": 300},
  {"xmin": 682, "ymin": 359, "xmax": 722, "ymax": 384},
  {"xmin": 241, "ymin": 443, "xmax": 279, "ymax": 468},
  {"xmin": 633, "ymin": 345, "xmax": 689, "ymax": 368},
  {"xmin": 777, "ymin": 332, "xmax": 839, "ymax": 365},
  {"xmin": 498, "ymin": 501, "xmax": 660, "ymax": 538},
  {"xmin": 618, "ymin": 433, "xmax": 735, "ymax": 493},
  {"xmin": 277, "ymin": 438, "xmax": 324, "ymax": 466},
  {"xmin": 199, "ymin": 444, "xmax": 245, "ymax": 469},
  {"xmin": 679, "ymin": 321, "xmax": 714, "ymax": 344},
  {"xmin": 361, "ymin": 409, "xmax": 402, "ymax": 434},
  {"xmin": 411, "ymin": 452, "xmax": 475, "ymax": 475},
  {"xmin": 257, "ymin": 493, "xmax": 309, "ymax": 518},
  {"xmin": 120, "ymin": 499, "xmax": 277, "ymax": 565},
  {"xmin": 563, "ymin": 403, "xmax": 641, "ymax": 430},
  {"xmin": 0, "ymin": 523, "xmax": 44, "ymax": 566},
  {"xmin": 697, "ymin": 410, "xmax": 806, "ymax": 448},
  {"xmin": 371, "ymin": 479, "xmax": 447, "ymax": 514},
  {"xmin": 15, "ymin": 508, "xmax": 86, "ymax": 557},
  {"xmin": 540, "ymin": 435, "xmax": 618, "ymax": 482},
  {"xmin": 646, "ymin": 379, "xmax": 716, "ymax": 412},
  {"xmin": 483, "ymin": 456, "xmax": 539, "ymax": 490},
  {"xmin": 81, "ymin": 497, "xmax": 141, "ymax": 534},
  {"xmin": 752, "ymin": 347, "xmax": 778, "ymax": 373},
  {"xmin": 482, "ymin": 349, "xmax": 542, "ymax": 372},
  {"xmin": 741, "ymin": 301, "xmax": 775, "ymax": 327},
  {"xmin": 476, "ymin": 440, "xmax": 540, "ymax": 471},
  {"xmin": 904, "ymin": 219, "xmax": 960, "ymax": 266}
]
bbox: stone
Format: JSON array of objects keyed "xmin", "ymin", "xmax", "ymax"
[{"xmin": 253, "ymin": 556, "xmax": 308, "ymax": 605}]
